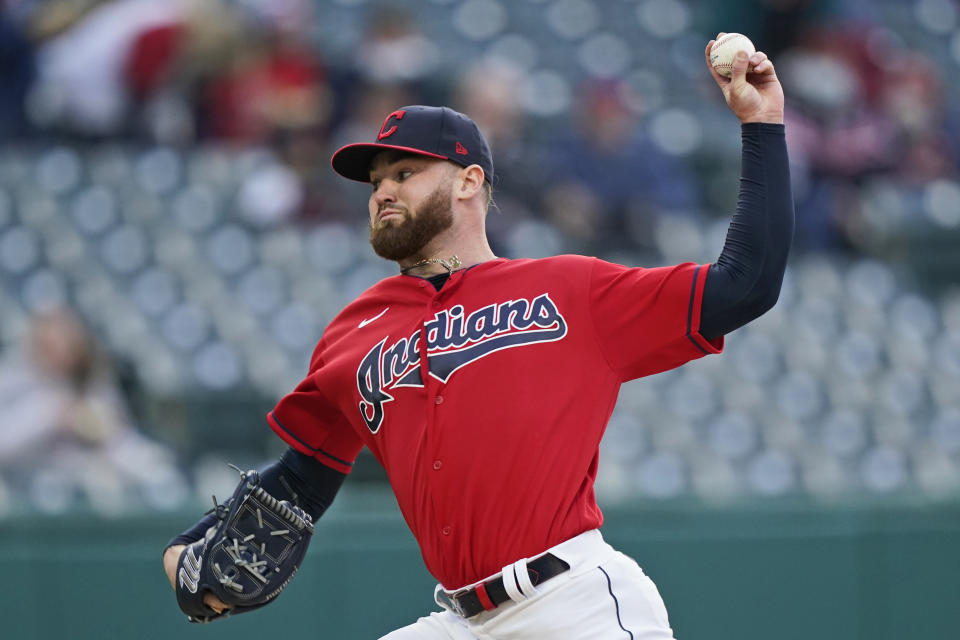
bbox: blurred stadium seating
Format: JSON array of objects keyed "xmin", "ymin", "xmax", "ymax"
[
  {"xmin": 1, "ymin": 0, "xmax": 959, "ymax": 515},
  {"xmin": 3, "ymin": 3, "xmax": 960, "ymax": 640}
]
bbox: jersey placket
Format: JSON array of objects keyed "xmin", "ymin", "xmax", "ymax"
[{"xmin": 418, "ymin": 275, "xmax": 459, "ymax": 548}]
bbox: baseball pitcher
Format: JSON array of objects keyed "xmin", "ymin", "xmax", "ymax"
[{"xmin": 163, "ymin": 35, "xmax": 793, "ymax": 638}]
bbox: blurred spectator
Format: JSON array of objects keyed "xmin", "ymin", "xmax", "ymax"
[
  {"xmin": 779, "ymin": 24, "xmax": 897, "ymax": 250},
  {"xmin": 780, "ymin": 22, "xmax": 959, "ymax": 250},
  {"xmin": 354, "ymin": 4, "xmax": 441, "ymax": 87},
  {"xmin": 0, "ymin": 307, "xmax": 186, "ymax": 513},
  {"xmin": 325, "ymin": 4, "xmax": 446, "ymax": 133},
  {"xmin": 452, "ymin": 60, "xmax": 526, "ymax": 164},
  {"xmin": 21, "ymin": 0, "xmax": 314, "ymax": 145},
  {"xmin": 0, "ymin": 11, "xmax": 36, "ymax": 139},
  {"xmin": 698, "ymin": 0, "xmax": 845, "ymax": 59},
  {"xmin": 132, "ymin": 0, "xmax": 249, "ymax": 144},
  {"xmin": 542, "ymin": 78, "xmax": 700, "ymax": 254},
  {"xmin": 199, "ymin": 1, "xmax": 330, "ymax": 145},
  {"xmin": 190, "ymin": 0, "xmax": 330, "ymax": 226},
  {"xmin": 881, "ymin": 51, "xmax": 958, "ymax": 185},
  {"xmin": 452, "ymin": 59, "xmax": 545, "ymax": 252},
  {"xmin": 26, "ymin": 0, "xmax": 188, "ymax": 138},
  {"xmin": 781, "ymin": 25, "xmax": 898, "ymax": 178}
]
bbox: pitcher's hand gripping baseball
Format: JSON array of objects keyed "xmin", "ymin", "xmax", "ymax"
[
  {"xmin": 171, "ymin": 468, "xmax": 314, "ymax": 623},
  {"xmin": 706, "ymin": 32, "xmax": 784, "ymax": 125}
]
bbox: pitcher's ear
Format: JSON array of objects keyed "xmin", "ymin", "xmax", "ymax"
[{"xmin": 456, "ymin": 164, "xmax": 485, "ymax": 199}]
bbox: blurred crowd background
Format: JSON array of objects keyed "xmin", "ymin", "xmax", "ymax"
[{"xmin": 1, "ymin": 0, "xmax": 959, "ymax": 515}]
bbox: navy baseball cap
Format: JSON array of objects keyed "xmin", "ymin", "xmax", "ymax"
[{"xmin": 331, "ymin": 105, "xmax": 494, "ymax": 183}]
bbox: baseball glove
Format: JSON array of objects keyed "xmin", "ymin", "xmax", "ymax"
[{"xmin": 174, "ymin": 467, "xmax": 314, "ymax": 623}]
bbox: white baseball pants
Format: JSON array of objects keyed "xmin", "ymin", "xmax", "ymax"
[{"xmin": 380, "ymin": 529, "xmax": 677, "ymax": 639}]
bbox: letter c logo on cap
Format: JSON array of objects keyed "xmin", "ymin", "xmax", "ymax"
[{"xmin": 378, "ymin": 110, "xmax": 407, "ymax": 140}]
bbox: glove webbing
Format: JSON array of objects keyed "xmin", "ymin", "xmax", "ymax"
[{"xmin": 213, "ymin": 489, "xmax": 303, "ymax": 593}]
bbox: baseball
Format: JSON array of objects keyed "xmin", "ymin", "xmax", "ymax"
[{"xmin": 710, "ymin": 33, "xmax": 756, "ymax": 77}]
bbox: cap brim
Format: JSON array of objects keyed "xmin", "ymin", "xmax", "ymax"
[{"xmin": 330, "ymin": 143, "xmax": 449, "ymax": 182}]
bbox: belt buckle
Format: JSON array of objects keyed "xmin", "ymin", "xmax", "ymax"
[{"xmin": 445, "ymin": 588, "xmax": 470, "ymax": 617}]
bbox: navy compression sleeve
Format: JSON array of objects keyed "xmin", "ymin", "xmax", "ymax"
[
  {"xmin": 700, "ymin": 123, "xmax": 795, "ymax": 340},
  {"xmin": 166, "ymin": 447, "xmax": 346, "ymax": 549}
]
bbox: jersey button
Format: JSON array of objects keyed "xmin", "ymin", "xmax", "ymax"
[
  {"xmin": 434, "ymin": 395, "xmax": 443, "ymax": 405},
  {"xmin": 433, "ymin": 460, "xmax": 442, "ymax": 470},
  {"xmin": 432, "ymin": 300, "xmax": 441, "ymax": 308},
  {"xmin": 418, "ymin": 281, "xmax": 427, "ymax": 288},
  {"xmin": 442, "ymin": 526, "xmax": 451, "ymax": 536}
]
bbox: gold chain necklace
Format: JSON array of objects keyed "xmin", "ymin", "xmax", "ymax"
[{"xmin": 400, "ymin": 255, "xmax": 462, "ymax": 275}]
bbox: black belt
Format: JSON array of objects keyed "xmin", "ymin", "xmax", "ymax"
[{"xmin": 440, "ymin": 553, "xmax": 571, "ymax": 618}]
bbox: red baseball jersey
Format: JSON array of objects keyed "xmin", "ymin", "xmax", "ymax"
[{"xmin": 268, "ymin": 255, "xmax": 722, "ymax": 588}]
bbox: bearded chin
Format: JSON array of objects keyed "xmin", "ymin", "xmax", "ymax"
[{"xmin": 369, "ymin": 187, "xmax": 454, "ymax": 261}]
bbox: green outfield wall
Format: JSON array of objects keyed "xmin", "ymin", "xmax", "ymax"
[{"xmin": 2, "ymin": 491, "xmax": 958, "ymax": 640}]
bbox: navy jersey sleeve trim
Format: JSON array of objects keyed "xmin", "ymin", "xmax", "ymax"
[
  {"xmin": 269, "ymin": 410, "xmax": 355, "ymax": 468},
  {"xmin": 686, "ymin": 265, "xmax": 711, "ymax": 355}
]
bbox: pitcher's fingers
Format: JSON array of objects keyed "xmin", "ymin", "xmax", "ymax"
[
  {"xmin": 750, "ymin": 60, "xmax": 777, "ymax": 79},
  {"xmin": 749, "ymin": 51, "xmax": 768, "ymax": 67},
  {"xmin": 751, "ymin": 59, "xmax": 774, "ymax": 76},
  {"xmin": 204, "ymin": 592, "xmax": 232, "ymax": 614}
]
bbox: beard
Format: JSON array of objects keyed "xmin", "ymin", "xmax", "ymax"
[{"xmin": 369, "ymin": 182, "xmax": 454, "ymax": 261}]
